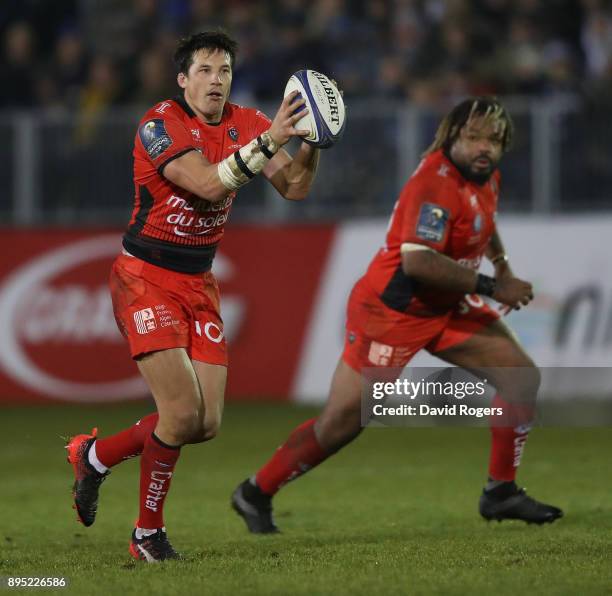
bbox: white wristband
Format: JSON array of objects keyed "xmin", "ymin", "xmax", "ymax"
[{"xmin": 216, "ymin": 132, "xmax": 279, "ymax": 191}]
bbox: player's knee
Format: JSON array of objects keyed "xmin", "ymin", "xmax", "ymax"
[
  {"xmin": 184, "ymin": 415, "xmax": 221, "ymax": 444},
  {"xmin": 496, "ymin": 357, "xmax": 541, "ymax": 402},
  {"xmin": 165, "ymin": 410, "xmax": 202, "ymax": 444},
  {"xmin": 520, "ymin": 363, "xmax": 541, "ymax": 398},
  {"xmin": 201, "ymin": 420, "xmax": 220, "ymax": 442}
]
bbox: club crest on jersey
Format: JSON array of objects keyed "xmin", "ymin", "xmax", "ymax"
[
  {"xmin": 139, "ymin": 119, "xmax": 172, "ymax": 159},
  {"xmin": 228, "ymin": 127, "xmax": 239, "ymax": 141},
  {"xmin": 416, "ymin": 203, "xmax": 449, "ymax": 242}
]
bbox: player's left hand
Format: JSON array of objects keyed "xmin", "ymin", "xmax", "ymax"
[{"xmin": 494, "ymin": 262, "xmax": 515, "ymax": 314}]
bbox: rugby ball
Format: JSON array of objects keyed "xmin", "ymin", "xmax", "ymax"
[{"xmin": 284, "ymin": 70, "xmax": 346, "ymax": 148}]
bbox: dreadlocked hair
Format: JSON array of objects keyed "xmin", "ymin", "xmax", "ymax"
[{"xmin": 423, "ymin": 96, "xmax": 514, "ymax": 157}]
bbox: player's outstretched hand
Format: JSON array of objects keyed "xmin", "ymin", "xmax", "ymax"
[
  {"xmin": 268, "ymin": 90, "xmax": 310, "ymax": 147},
  {"xmin": 493, "ymin": 277, "xmax": 534, "ymax": 311}
]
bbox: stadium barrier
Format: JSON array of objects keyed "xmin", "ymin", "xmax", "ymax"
[{"xmin": 0, "ymin": 216, "xmax": 610, "ymax": 404}]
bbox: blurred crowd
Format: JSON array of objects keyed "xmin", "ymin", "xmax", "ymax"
[{"xmin": 2, "ymin": 0, "xmax": 612, "ymax": 114}]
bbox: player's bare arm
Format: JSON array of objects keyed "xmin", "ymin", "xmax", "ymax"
[
  {"xmin": 164, "ymin": 91, "xmax": 308, "ymax": 203},
  {"xmin": 486, "ymin": 226, "xmax": 514, "ymax": 278},
  {"xmin": 263, "ymin": 143, "xmax": 320, "ymax": 200},
  {"xmin": 402, "ymin": 247, "xmax": 479, "ymax": 293},
  {"xmin": 484, "ymin": 226, "xmax": 535, "ymax": 309},
  {"xmin": 163, "ymin": 150, "xmax": 232, "ymax": 203},
  {"xmin": 402, "ymin": 246, "xmax": 533, "ymax": 309},
  {"xmin": 262, "ymin": 91, "xmax": 320, "ymax": 200}
]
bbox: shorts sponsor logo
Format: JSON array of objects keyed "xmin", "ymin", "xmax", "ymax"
[
  {"xmin": 368, "ymin": 341, "xmax": 394, "ymax": 366},
  {"xmin": 195, "ymin": 321, "xmax": 224, "ymax": 343},
  {"xmin": 134, "ymin": 308, "xmax": 157, "ymax": 334}
]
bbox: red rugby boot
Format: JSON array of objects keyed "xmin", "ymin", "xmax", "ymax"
[
  {"xmin": 65, "ymin": 428, "xmax": 109, "ymax": 527},
  {"xmin": 129, "ymin": 528, "xmax": 180, "ymax": 563}
]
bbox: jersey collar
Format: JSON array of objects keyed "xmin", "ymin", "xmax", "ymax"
[
  {"xmin": 173, "ymin": 93, "xmax": 196, "ymax": 118},
  {"xmin": 173, "ymin": 93, "xmax": 229, "ymax": 127}
]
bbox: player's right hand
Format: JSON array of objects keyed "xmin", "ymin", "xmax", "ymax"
[
  {"xmin": 492, "ymin": 277, "xmax": 534, "ymax": 310},
  {"xmin": 268, "ymin": 90, "xmax": 310, "ymax": 147}
]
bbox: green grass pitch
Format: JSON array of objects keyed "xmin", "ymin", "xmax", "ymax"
[{"xmin": 1, "ymin": 402, "xmax": 611, "ymax": 595}]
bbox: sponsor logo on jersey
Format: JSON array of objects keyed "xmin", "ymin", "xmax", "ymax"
[
  {"xmin": 191, "ymin": 128, "xmax": 200, "ymax": 139},
  {"xmin": 228, "ymin": 127, "xmax": 239, "ymax": 141},
  {"xmin": 416, "ymin": 203, "xmax": 449, "ymax": 243},
  {"xmin": 457, "ymin": 256, "xmax": 482, "ymax": 269},
  {"xmin": 473, "ymin": 213, "xmax": 482, "ymax": 232},
  {"xmin": 133, "ymin": 308, "xmax": 156, "ymax": 334},
  {"xmin": 139, "ymin": 119, "xmax": 172, "ymax": 159},
  {"xmin": 166, "ymin": 193, "xmax": 233, "ymax": 236}
]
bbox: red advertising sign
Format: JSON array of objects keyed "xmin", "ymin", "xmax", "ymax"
[{"xmin": 0, "ymin": 227, "xmax": 334, "ymax": 404}]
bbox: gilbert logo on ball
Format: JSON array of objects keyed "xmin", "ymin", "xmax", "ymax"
[{"xmin": 284, "ymin": 70, "xmax": 346, "ymax": 148}]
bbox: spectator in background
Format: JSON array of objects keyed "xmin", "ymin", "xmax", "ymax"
[
  {"xmin": 581, "ymin": 3, "xmax": 612, "ymax": 78},
  {"xmin": 73, "ymin": 56, "xmax": 124, "ymax": 145},
  {"xmin": 0, "ymin": 0, "xmax": 609, "ymax": 109},
  {"xmin": 130, "ymin": 48, "xmax": 176, "ymax": 107},
  {"xmin": 54, "ymin": 28, "xmax": 89, "ymax": 106},
  {"xmin": 0, "ymin": 21, "xmax": 35, "ymax": 108}
]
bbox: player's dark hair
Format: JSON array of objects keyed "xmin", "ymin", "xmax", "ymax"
[
  {"xmin": 174, "ymin": 30, "xmax": 238, "ymax": 74},
  {"xmin": 424, "ymin": 97, "xmax": 514, "ymax": 156}
]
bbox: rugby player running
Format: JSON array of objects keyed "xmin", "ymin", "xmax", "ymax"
[
  {"xmin": 232, "ymin": 97, "xmax": 563, "ymax": 533},
  {"xmin": 66, "ymin": 30, "xmax": 322, "ymax": 561}
]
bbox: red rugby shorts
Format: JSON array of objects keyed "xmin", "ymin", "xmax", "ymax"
[
  {"xmin": 109, "ymin": 254, "xmax": 227, "ymax": 365},
  {"xmin": 342, "ymin": 281, "xmax": 500, "ymax": 371}
]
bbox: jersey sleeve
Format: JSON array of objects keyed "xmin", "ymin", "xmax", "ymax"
[
  {"xmin": 136, "ymin": 111, "xmax": 196, "ymax": 174},
  {"xmin": 398, "ymin": 172, "xmax": 461, "ymax": 253}
]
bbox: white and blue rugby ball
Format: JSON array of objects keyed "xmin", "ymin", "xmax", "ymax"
[{"xmin": 284, "ymin": 70, "xmax": 346, "ymax": 148}]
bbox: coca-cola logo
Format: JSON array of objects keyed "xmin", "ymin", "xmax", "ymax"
[
  {"xmin": 0, "ymin": 235, "xmax": 147, "ymax": 401},
  {"xmin": 0, "ymin": 235, "xmax": 246, "ymax": 403}
]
